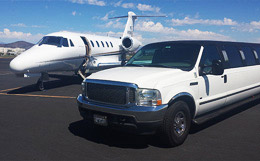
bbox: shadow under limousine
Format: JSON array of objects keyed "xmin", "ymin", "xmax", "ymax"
[
  {"xmin": 190, "ymin": 99, "xmax": 260, "ymax": 134},
  {"xmin": 68, "ymin": 120, "xmax": 151, "ymax": 149},
  {"xmin": 7, "ymin": 74, "xmax": 83, "ymax": 94},
  {"xmin": 69, "ymin": 100, "xmax": 259, "ymax": 148}
]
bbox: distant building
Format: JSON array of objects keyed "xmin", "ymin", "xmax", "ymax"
[{"xmin": 0, "ymin": 47, "xmax": 25, "ymax": 56}]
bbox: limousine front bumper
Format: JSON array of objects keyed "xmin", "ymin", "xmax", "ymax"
[{"xmin": 77, "ymin": 94, "xmax": 168, "ymax": 134}]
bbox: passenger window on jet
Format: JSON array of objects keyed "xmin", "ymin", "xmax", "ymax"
[
  {"xmin": 106, "ymin": 41, "xmax": 109, "ymax": 47},
  {"xmin": 110, "ymin": 42, "xmax": 113, "ymax": 48},
  {"xmin": 70, "ymin": 39, "xmax": 74, "ymax": 47},
  {"xmin": 224, "ymin": 45, "xmax": 243, "ymax": 68},
  {"xmin": 62, "ymin": 38, "xmax": 69, "ymax": 47},
  {"xmin": 101, "ymin": 41, "xmax": 105, "ymax": 47},
  {"xmin": 241, "ymin": 47, "xmax": 257, "ymax": 66},
  {"xmin": 96, "ymin": 41, "xmax": 100, "ymax": 47},
  {"xmin": 90, "ymin": 40, "xmax": 94, "ymax": 47},
  {"xmin": 199, "ymin": 45, "xmax": 222, "ymax": 75}
]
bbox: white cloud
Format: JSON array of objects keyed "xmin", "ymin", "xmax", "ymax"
[
  {"xmin": 11, "ymin": 23, "xmax": 46, "ymax": 28},
  {"xmin": 136, "ymin": 21, "xmax": 175, "ymax": 33},
  {"xmin": 72, "ymin": 11, "xmax": 76, "ymax": 16},
  {"xmin": 171, "ymin": 17, "xmax": 238, "ymax": 26},
  {"xmin": 100, "ymin": 11, "xmax": 114, "ymax": 21},
  {"xmin": 113, "ymin": 1, "xmax": 134, "ymax": 9},
  {"xmin": 0, "ymin": 28, "xmax": 44, "ymax": 43},
  {"xmin": 100, "ymin": 19, "xmax": 232, "ymax": 41},
  {"xmin": 232, "ymin": 21, "xmax": 260, "ymax": 32},
  {"xmin": 137, "ymin": 3, "xmax": 160, "ymax": 13},
  {"xmin": 113, "ymin": 1, "xmax": 122, "ymax": 7},
  {"xmin": 121, "ymin": 3, "xmax": 135, "ymax": 9},
  {"xmin": 135, "ymin": 20, "xmax": 232, "ymax": 41},
  {"xmin": 70, "ymin": 0, "xmax": 105, "ymax": 6},
  {"xmin": 250, "ymin": 21, "xmax": 260, "ymax": 29},
  {"xmin": 11, "ymin": 23, "xmax": 27, "ymax": 27},
  {"xmin": 103, "ymin": 20, "xmax": 125, "ymax": 29}
]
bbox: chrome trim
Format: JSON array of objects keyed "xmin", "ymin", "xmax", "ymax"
[
  {"xmin": 84, "ymin": 79, "xmax": 138, "ymax": 89},
  {"xmin": 253, "ymin": 50, "xmax": 259, "ymax": 59},
  {"xmin": 222, "ymin": 50, "xmax": 229, "ymax": 62},
  {"xmin": 83, "ymin": 79, "xmax": 138, "ymax": 107},
  {"xmin": 78, "ymin": 94, "xmax": 168, "ymax": 112}
]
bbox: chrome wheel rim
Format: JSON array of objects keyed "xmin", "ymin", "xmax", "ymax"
[{"xmin": 173, "ymin": 111, "xmax": 186, "ymax": 136}]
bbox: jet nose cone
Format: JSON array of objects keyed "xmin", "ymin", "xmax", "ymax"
[{"xmin": 10, "ymin": 57, "xmax": 24, "ymax": 73}]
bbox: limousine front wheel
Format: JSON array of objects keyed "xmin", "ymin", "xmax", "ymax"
[{"xmin": 160, "ymin": 100, "xmax": 191, "ymax": 147}]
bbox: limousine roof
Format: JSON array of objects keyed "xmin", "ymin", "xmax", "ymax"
[{"xmin": 149, "ymin": 40, "xmax": 260, "ymax": 47}]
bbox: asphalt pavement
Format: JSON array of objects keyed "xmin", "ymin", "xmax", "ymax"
[{"xmin": 0, "ymin": 57, "xmax": 260, "ymax": 161}]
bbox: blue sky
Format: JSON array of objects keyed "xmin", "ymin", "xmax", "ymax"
[{"xmin": 0, "ymin": 0, "xmax": 260, "ymax": 44}]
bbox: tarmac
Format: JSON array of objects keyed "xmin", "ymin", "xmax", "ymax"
[{"xmin": 0, "ymin": 57, "xmax": 260, "ymax": 161}]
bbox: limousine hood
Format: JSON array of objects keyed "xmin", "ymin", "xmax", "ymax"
[{"xmin": 87, "ymin": 66, "xmax": 187, "ymax": 88}]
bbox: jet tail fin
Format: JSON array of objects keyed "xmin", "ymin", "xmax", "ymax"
[{"xmin": 109, "ymin": 11, "xmax": 166, "ymax": 38}]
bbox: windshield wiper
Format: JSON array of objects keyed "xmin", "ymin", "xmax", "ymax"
[
  {"xmin": 145, "ymin": 64, "xmax": 171, "ymax": 68},
  {"xmin": 125, "ymin": 64, "xmax": 144, "ymax": 67}
]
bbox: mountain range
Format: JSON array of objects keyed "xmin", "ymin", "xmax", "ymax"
[{"xmin": 0, "ymin": 41, "xmax": 34, "ymax": 50}]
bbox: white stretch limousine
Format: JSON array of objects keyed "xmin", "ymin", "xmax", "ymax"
[{"xmin": 77, "ymin": 41, "xmax": 260, "ymax": 147}]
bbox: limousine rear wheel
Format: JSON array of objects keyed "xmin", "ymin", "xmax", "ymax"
[{"xmin": 160, "ymin": 100, "xmax": 191, "ymax": 147}]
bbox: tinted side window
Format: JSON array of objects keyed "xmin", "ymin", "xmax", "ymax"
[
  {"xmin": 70, "ymin": 39, "xmax": 74, "ymax": 47},
  {"xmin": 200, "ymin": 45, "xmax": 222, "ymax": 75},
  {"xmin": 241, "ymin": 46, "xmax": 257, "ymax": 66},
  {"xmin": 224, "ymin": 45, "xmax": 243, "ymax": 68},
  {"xmin": 101, "ymin": 41, "xmax": 104, "ymax": 47},
  {"xmin": 96, "ymin": 41, "xmax": 100, "ymax": 47},
  {"xmin": 110, "ymin": 42, "xmax": 113, "ymax": 47},
  {"xmin": 62, "ymin": 38, "xmax": 69, "ymax": 47},
  {"xmin": 90, "ymin": 40, "xmax": 94, "ymax": 47},
  {"xmin": 106, "ymin": 41, "xmax": 109, "ymax": 47}
]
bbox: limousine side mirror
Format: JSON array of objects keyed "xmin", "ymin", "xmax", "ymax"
[{"xmin": 212, "ymin": 59, "xmax": 224, "ymax": 75}]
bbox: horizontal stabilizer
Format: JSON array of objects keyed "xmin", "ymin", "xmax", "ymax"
[{"xmin": 109, "ymin": 15, "xmax": 166, "ymax": 19}]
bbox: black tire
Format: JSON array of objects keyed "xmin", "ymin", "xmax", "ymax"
[
  {"xmin": 159, "ymin": 100, "xmax": 191, "ymax": 147},
  {"xmin": 36, "ymin": 80, "xmax": 44, "ymax": 91}
]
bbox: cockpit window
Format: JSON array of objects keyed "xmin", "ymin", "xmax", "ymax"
[
  {"xmin": 38, "ymin": 36, "xmax": 69, "ymax": 47},
  {"xmin": 62, "ymin": 38, "xmax": 69, "ymax": 47}
]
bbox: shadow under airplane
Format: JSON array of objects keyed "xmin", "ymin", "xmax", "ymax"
[{"xmin": 7, "ymin": 74, "xmax": 83, "ymax": 94}]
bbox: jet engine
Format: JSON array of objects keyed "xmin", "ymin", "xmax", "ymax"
[{"xmin": 122, "ymin": 36, "xmax": 142, "ymax": 52}]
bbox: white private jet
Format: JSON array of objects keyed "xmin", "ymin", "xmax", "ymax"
[{"xmin": 10, "ymin": 12, "xmax": 164, "ymax": 90}]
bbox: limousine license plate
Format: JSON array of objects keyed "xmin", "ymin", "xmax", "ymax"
[{"xmin": 93, "ymin": 114, "xmax": 108, "ymax": 126}]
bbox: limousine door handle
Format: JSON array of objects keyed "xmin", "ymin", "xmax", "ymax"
[{"xmin": 221, "ymin": 74, "xmax": 227, "ymax": 83}]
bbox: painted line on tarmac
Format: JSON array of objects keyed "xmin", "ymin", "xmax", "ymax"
[
  {"xmin": 0, "ymin": 92, "xmax": 76, "ymax": 99},
  {"xmin": 0, "ymin": 86, "xmax": 22, "ymax": 92},
  {"xmin": 0, "ymin": 57, "xmax": 14, "ymax": 59},
  {"xmin": 0, "ymin": 72, "xmax": 12, "ymax": 76}
]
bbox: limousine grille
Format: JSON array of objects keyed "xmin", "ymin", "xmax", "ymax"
[{"xmin": 86, "ymin": 83, "xmax": 136, "ymax": 105}]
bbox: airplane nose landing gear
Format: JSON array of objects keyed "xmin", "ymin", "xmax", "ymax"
[
  {"xmin": 36, "ymin": 79, "xmax": 44, "ymax": 91},
  {"xmin": 36, "ymin": 72, "xmax": 49, "ymax": 91}
]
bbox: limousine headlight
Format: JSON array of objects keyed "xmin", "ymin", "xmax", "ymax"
[{"xmin": 137, "ymin": 88, "xmax": 162, "ymax": 107}]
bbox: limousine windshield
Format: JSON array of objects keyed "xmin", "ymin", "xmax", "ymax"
[{"xmin": 127, "ymin": 43, "xmax": 201, "ymax": 70}]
